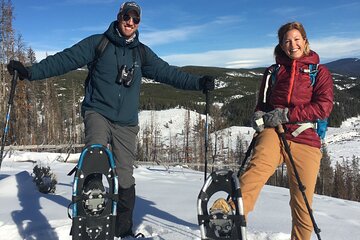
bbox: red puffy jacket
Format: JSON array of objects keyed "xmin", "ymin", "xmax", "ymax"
[{"xmin": 256, "ymin": 50, "xmax": 334, "ymax": 148}]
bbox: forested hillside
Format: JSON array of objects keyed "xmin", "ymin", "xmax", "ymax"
[{"xmin": 1, "ymin": 0, "xmax": 359, "ymax": 147}]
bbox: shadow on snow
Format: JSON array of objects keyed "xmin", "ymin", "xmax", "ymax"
[{"xmin": 12, "ymin": 171, "xmax": 70, "ymax": 240}]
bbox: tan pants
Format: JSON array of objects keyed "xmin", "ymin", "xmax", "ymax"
[{"xmin": 240, "ymin": 128, "xmax": 321, "ymax": 240}]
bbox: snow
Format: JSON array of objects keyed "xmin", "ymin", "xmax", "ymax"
[
  {"xmin": 1, "ymin": 158, "xmax": 360, "ymax": 240},
  {"xmin": 0, "ymin": 110, "xmax": 360, "ymax": 240},
  {"xmin": 326, "ymin": 116, "xmax": 360, "ymax": 165}
]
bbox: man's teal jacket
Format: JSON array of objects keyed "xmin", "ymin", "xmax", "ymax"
[{"xmin": 28, "ymin": 21, "xmax": 202, "ymax": 126}]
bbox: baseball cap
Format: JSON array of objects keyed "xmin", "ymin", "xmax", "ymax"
[{"xmin": 119, "ymin": 1, "xmax": 141, "ymax": 17}]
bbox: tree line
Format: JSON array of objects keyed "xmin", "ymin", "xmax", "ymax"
[
  {"xmin": 0, "ymin": 0, "xmax": 84, "ymax": 146},
  {"xmin": 265, "ymin": 146, "xmax": 360, "ymax": 202},
  {"xmin": 135, "ymin": 108, "xmax": 360, "ymax": 203}
]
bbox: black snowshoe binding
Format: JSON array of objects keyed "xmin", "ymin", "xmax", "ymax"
[
  {"xmin": 82, "ymin": 174, "xmax": 106, "ymax": 216},
  {"xmin": 197, "ymin": 170, "xmax": 247, "ymax": 240},
  {"xmin": 68, "ymin": 144, "xmax": 118, "ymax": 240}
]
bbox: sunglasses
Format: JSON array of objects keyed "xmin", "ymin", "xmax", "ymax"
[{"xmin": 123, "ymin": 14, "xmax": 140, "ymax": 24}]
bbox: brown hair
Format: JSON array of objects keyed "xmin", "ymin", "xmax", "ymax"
[{"xmin": 274, "ymin": 21, "xmax": 310, "ymax": 58}]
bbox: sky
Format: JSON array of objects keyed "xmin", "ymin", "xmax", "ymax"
[
  {"xmin": 0, "ymin": 111, "xmax": 359, "ymax": 239},
  {"xmin": 11, "ymin": 0, "xmax": 360, "ymax": 68}
]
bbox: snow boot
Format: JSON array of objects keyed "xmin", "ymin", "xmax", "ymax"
[{"xmin": 115, "ymin": 185, "xmax": 135, "ymax": 238}]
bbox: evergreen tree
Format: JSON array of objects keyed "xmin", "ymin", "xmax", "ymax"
[
  {"xmin": 332, "ymin": 161, "xmax": 346, "ymax": 199},
  {"xmin": 351, "ymin": 156, "xmax": 360, "ymax": 201},
  {"xmin": 316, "ymin": 145, "xmax": 333, "ymax": 195}
]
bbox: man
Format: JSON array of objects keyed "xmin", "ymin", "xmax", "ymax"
[{"xmin": 7, "ymin": 1, "xmax": 215, "ymax": 238}]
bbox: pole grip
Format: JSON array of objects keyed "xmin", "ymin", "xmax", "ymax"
[{"xmin": 277, "ymin": 124, "xmax": 284, "ymax": 134}]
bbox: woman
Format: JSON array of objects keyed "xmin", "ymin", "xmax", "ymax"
[{"xmin": 241, "ymin": 22, "xmax": 333, "ymax": 240}]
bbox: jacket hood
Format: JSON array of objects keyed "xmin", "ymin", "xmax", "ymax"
[
  {"xmin": 104, "ymin": 21, "xmax": 140, "ymax": 48},
  {"xmin": 276, "ymin": 50, "xmax": 320, "ymax": 66}
]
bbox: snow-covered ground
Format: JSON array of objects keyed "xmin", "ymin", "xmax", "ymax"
[
  {"xmin": 1, "ymin": 156, "xmax": 360, "ymax": 240},
  {"xmin": 0, "ymin": 111, "xmax": 359, "ymax": 240},
  {"xmin": 326, "ymin": 116, "xmax": 360, "ymax": 165}
]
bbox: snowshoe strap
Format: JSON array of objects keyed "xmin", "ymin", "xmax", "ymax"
[
  {"xmin": 67, "ymin": 166, "xmax": 77, "ymax": 176},
  {"xmin": 67, "ymin": 202, "xmax": 74, "ymax": 219},
  {"xmin": 134, "ymin": 232, "xmax": 145, "ymax": 238},
  {"xmin": 198, "ymin": 214, "xmax": 246, "ymax": 225},
  {"xmin": 71, "ymin": 192, "xmax": 118, "ymax": 203}
]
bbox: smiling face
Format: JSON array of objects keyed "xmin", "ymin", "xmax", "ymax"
[
  {"xmin": 281, "ymin": 29, "xmax": 307, "ymax": 60},
  {"xmin": 117, "ymin": 10, "xmax": 140, "ymax": 39}
]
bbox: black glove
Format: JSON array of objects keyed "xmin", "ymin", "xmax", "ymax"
[
  {"xmin": 251, "ymin": 111, "xmax": 265, "ymax": 133},
  {"xmin": 263, "ymin": 108, "xmax": 289, "ymax": 127},
  {"xmin": 7, "ymin": 60, "xmax": 29, "ymax": 80},
  {"xmin": 199, "ymin": 75, "xmax": 215, "ymax": 93}
]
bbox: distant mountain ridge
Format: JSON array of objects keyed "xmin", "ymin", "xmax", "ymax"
[
  {"xmin": 42, "ymin": 57, "xmax": 360, "ymax": 132},
  {"xmin": 325, "ymin": 58, "xmax": 360, "ymax": 77}
]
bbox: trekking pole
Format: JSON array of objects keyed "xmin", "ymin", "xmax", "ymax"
[
  {"xmin": 204, "ymin": 89, "xmax": 210, "ymax": 183},
  {"xmin": 277, "ymin": 124, "xmax": 322, "ymax": 240},
  {"xmin": 237, "ymin": 135, "xmax": 257, "ymax": 177},
  {"xmin": 0, "ymin": 70, "xmax": 19, "ymax": 169}
]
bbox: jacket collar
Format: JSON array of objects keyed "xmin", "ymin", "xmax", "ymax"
[
  {"xmin": 104, "ymin": 21, "xmax": 139, "ymax": 48},
  {"xmin": 276, "ymin": 50, "xmax": 320, "ymax": 67}
]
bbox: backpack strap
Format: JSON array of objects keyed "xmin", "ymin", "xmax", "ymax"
[
  {"xmin": 137, "ymin": 42, "xmax": 146, "ymax": 66},
  {"xmin": 90, "ymin": 35, "xmax": 109, "ymax": 72},
  {"xmin": 262, "ymin": 64, "xmax": 280, "ymax": 104},
  {"xmin": 309, "ymin": 64, "xmax": 319, "ymax": 86},
  {"xmin": 302, "ymin": 64, "xmax": 319, "ymax": 86},
  {"xmin": 85, "ymin": 35, "xmax": 109, "ymax": 86}
]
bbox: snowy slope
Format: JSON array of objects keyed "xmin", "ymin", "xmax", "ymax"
[
  {"xmin": 139, "ymin": 109, "xmax": 360, "ymax": 166},
  {"xmin": 326, "ymin": 116, "xmax": 360, "ymax": 165},
  {"xmin": 1, "ymin": 154, "xmax": 360, "ymax": 240}
]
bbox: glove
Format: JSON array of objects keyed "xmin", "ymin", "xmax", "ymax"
[
  {"xmin": 199, "ymin": 75, "xmax": 215, "ymax": 93},
  {"xmin": 263, "ymin": 108, "xmax": 289, "ymax": 127},
  {"xmin": 7, "ymin": 60, "xmax": 29, "ymax": 80},
  {"xmin": 251, "ymin": 111, "xmax": 265, "ymax": 133}
]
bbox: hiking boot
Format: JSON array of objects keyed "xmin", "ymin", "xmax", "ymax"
[
  {"xmin": 209, "ymin": 198, "xmax": 235, "ymax": 237},
  {"xmin": 209, "ymin": 198, "xmax": 234, "ymax": 215}
]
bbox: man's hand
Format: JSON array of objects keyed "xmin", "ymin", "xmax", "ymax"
[
  {"xmin": 7, "ymin": 60, "xmax": 29, "ymax": 80},
  {"xmin": 199, "ymin": 75, "xmax": 215, "ymax": 93}
]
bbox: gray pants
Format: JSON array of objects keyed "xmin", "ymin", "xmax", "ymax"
[{"xmin": 84, "ymin": 111, "xmax": 139, "ymax": 188}]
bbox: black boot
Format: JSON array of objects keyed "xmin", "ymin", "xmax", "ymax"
[{"xmin": 115, "ymin": 185, "xmax": 135, "ymax": 238}]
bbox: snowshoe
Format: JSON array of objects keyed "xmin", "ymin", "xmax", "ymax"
[
  {"xmin": 68, "ymin": 144, "xmax": 118, "ymax": 240},
  {"xmin": 197, "ymin": 170, "xmax": 247, "ymax": 240}
]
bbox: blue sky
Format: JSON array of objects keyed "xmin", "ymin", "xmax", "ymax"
[{"xmin": 12, "ymin": 0, "xmax": 360, "ymax": 68}]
